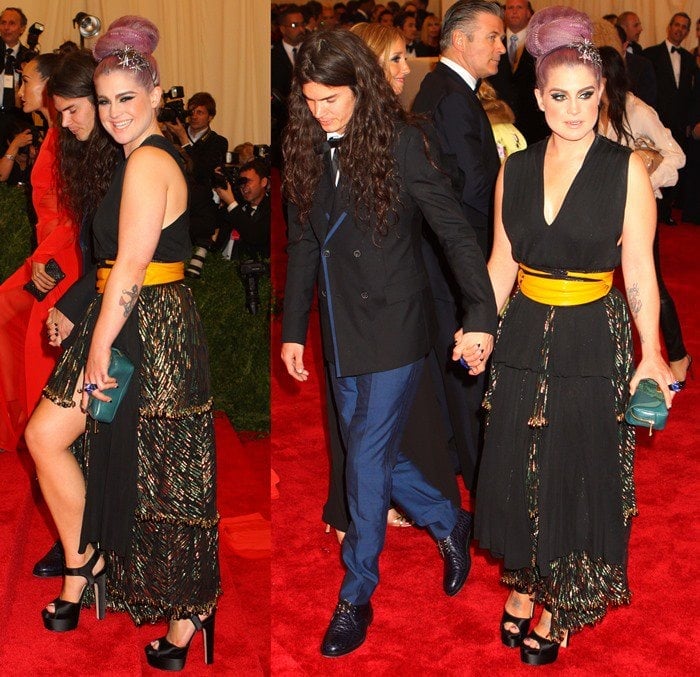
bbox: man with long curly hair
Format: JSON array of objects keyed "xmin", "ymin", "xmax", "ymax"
[{"xmin": 280, "ymin": 28, "xmax": 496, "ymax": 657}]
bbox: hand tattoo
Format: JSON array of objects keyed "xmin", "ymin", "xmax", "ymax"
[
  {"xmin": 626, "ymin": 282, "xmax": 642, "ymax": 316},
  {"xmin": 119, "ymin": 284, "xmax": 140, "ymax": 317}
]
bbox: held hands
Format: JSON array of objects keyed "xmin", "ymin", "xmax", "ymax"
[
  {"xmin": 31, "ymin": 261, "xmax": 57, "ymax": 293},
  {"xmin": 453, "ymin": 329, "xmax": 494, "ymax": 375},
  {"xmin": 629, "ymin": 355, "xmax": 677, "ymax": 409},
  {"xmin": 281, "ymin": 342, "xmax": 309, "ymax": 382},
  {"xmin": 80, "ymin": 344, "xmax": 119, "ymax": 412},
  {"xmin": 45, "ymin": 307, "xmax": 74, "ymax": 347}
]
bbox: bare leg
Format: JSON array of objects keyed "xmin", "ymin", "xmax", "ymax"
[{"xmin": 25, "ymin": 384, "xmax": 99, "ymax": 605}]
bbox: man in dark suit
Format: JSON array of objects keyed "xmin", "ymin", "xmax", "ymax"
[
  {"xmin": 271, "ymin": 4, "xmax": 307, "ymax": 166},
  {"xmin": 617, "ymin": 11, "xmax": 644, "ymax": 56},
  {"xmin": 165, "ymin": 92, "xmax": 228, "ymax": 277},
  {"xmin": 489, "ymin": 0, "xmax": 547, "ymax": 144},
  {"xmin": 282, "ymin": 29, "xmax": 496, "ymax": 657},
  {"xmin": 643, "ymin": 12, "xmax": 695, "ymax": 224},
  {"xmin": 0, "ymin": 7, "xmax": 33, "ymax": 149},
  {"xmin": 214, "ymin": 158, "xmax": 270, "ymax": 260},
  {"xmin": 412, "ymin": 0, "xmax": 503, "ymax": 491}
]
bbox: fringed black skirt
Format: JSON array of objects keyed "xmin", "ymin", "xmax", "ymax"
[
  {"xmin": 474, "ymin": 288, "xmax": 636, "ymax": 639},
  {"xmin": 44, "ymin": 282, "xmax": 221, "ymax": 624}
]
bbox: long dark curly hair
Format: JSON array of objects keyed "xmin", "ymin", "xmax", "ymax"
[
  {"xmin": 598, "ymin": 46, "xmax": 634, "ymax": 147},
  {"xmin": 282, "ymin": 29, "xmax": 411, "ymax": 238},
  {"xmin": 47, "ymin": 50, "xmax": 121, "ymax": 225}
]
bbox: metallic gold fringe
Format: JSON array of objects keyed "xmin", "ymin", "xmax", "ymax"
[
  {"xmin": 603, "ymin": 290, "xmax": 637, "ymax": 524},
  {"xmin": 503, "ymin": 551, "xmax": 630, "ymax": 639}
]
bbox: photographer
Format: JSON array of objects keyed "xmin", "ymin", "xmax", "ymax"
[
  {"xmin": 214, "ymin": 157, "xmax": 270, "ymax": 261},
  {"xmin": 163, "ymin": 91, "xmax": 228, "ymax": 278}
]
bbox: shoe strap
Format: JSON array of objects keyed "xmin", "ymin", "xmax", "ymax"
[
  {"xmin": 190, "ymin": 615, "xmax": 203, "ymax": 632},
  {"xmin": 64, "ymin": 548, "xmax": 101, "ymax": 581}
]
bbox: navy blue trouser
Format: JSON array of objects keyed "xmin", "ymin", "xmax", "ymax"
[{"xmin": 329, "ymin": 358, "xmax": 459, "ymax": 605}]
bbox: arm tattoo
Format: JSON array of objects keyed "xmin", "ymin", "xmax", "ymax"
[
  {"xmin": 119, "ymin": 284, "xmax": 140, "ymax": 317},
  {"xmin": 626, "ymin": 282, "xmax": 642, "ymax": 316}
]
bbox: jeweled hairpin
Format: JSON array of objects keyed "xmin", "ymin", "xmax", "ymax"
[
  {"xmin": 568, "ymin": 39, "xmax": 602, "ymax": 68},
  {"xmin": 108, "ymin": 45, "xmax": 156, "ymax": 83}
]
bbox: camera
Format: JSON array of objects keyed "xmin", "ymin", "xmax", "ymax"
[
  {"xmin": 211, "ymin": 162, "xmax": 241, "ymax": 191},
  {"xmin": 157, "ymin": 85, "xmax": 187, "ymax": 125},
  {"xmin": 17, "ymin": 124, "xmax": 42, "ymax": 155},
  {"xmin": 239, "ymin": 260, "xmax": 268, "ymax": 315}
]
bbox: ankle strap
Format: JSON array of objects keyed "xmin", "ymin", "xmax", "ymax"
[{"xmin": 64, "ymin": 548, "xmax": 100, "ymax": 578}]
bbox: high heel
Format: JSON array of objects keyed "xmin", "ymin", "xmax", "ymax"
[
  {"xmin": 500, "ymin": 589, "xmax": 534, "ymax": 648},
  {"xmin": 520, "ymin": 628, "xmax": 569, "ymax": 666},
  {"xmin": 671, "ymin": 354, "xmax": 693, "ymax": 390},
  {"xmin": 42, "ymin": 548, "xmax": 106, "ymax": 632},
  {"xmin": 145, "ymin": 612, "xmax": 216, "ymax": 671},
  {"xmin": 679, "ymin": 354, "xmax": 693, "ymax": 389}
]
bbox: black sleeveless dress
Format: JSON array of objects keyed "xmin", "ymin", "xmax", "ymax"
[
  {"xmin": 474, "ymin": 136, "xmax": 636, "ymax": 637},
  {"xmin": 45, "ymin": 135, "xmax": 220, "ymax": 624}
]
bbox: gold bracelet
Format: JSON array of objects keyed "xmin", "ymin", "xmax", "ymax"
[{"xmin": 3, "ymin": 153, "xmax": 15, "ymax": 161}]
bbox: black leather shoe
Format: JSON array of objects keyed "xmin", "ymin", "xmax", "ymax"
[
  {"xmin": 437, "ymin": 509, "xmax": 472, "ymax": 596},
  {"xmin": 320, "ymin": 600, "xmax": 373, "ymax": 657},
  {"xmin": 33, "ymin": 540, "xmax": 64, "ymax": 578}
]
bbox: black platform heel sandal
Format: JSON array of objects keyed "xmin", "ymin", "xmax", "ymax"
[
  {"xmin": 500, "ymin": 588, "xmax": 534, "ymax": 648},
  {"xmin": 145, "ymin": 612, "xmax": 216, "ymax": 671},
  {"xmin": 42, "ymin": 548, "xmax": 106, "ymax": 632},
  {"xmin": 520, "ymin": 627, "xmax": 569, "ymax": 665}
]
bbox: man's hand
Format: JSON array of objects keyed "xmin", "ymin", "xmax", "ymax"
[
  {"xmin": 452, "ymin": 330, "xmax": 494, "ymax": 375},
  {"xmin": 281, "ymin": 342, "xmax": 309, "ymax": 382},
  {"xmin": 214, "ymin": 176, "xmax": 235, "ymax": 207},
  {"xmin": 164, "ymin": 119, "xmax": 189, "ymax": 146}
]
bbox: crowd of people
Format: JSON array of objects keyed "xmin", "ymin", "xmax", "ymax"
[{"xmin": 276, "ymin": 0, "xmax": 696, "ymax": 666}]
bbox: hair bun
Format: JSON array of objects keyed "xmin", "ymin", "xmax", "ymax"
[
  {"xmin": 93, "ymin": 15, "xmax": 159, "ymax": 61},
  {"xmin": 526, "ymin": 6, "xmax": 593, "ymax": 59}
]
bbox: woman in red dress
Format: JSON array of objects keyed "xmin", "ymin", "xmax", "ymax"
[{"xmin": 0, "ymin": 53, "xmax": 80, "ymax": 452}]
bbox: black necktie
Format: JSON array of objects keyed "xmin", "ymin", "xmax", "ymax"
[
  {"xmin": 3, "ymin": 48, "xmax": 15, "ymax": 110},
  {"xmin": 327, "ymin": 137, "xmax": 342, "ymax": 186},
  {"xmin": 291, "ymin": 47, "xmax": 297, "ymax": 63}
]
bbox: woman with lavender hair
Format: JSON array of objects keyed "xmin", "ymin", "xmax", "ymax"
[
  {"xmin": 474, "ymin": 6, "xmax": 674, "ymax": 666},
  {"xmin": 26, "ymin": 16, "xmax": 219, "ymax": 671}
]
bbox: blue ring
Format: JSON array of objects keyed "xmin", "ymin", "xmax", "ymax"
[
  {"xmin": 84, "ymin": 383, "xmax": 98, "ymax": 394},
  {"xmin": 668, "ymin": 381, "xmax": 682, "ymax": 393}
]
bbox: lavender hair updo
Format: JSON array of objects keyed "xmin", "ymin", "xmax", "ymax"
[
  {"xmin": 526, "ymin": 6, "xmax": 601, "ymax": 88},
  {"xmin": 93, "ymin": 15, "xmax": 160, "ymax": 89}
]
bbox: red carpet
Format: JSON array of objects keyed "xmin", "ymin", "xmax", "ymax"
[
  {"xmin": 271, "ymin": 176, "xmax": 699, "ymax": 675},
  {"xmin": 0, "ymin": 412, "xmax": 269, "ymax": 676}
]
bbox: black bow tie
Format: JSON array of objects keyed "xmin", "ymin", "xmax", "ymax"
[{"xmin": 671, "ymin": 46, "xmax": 681, "ymax": 54}]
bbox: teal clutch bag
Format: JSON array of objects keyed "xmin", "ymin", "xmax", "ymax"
[
  {"xmin": 624, "ymin": 378, "xmax": 668, "ymax": 435},
  {"xmin": 87, "ymin": 348, "xmax": 135, "ymax": 423}
]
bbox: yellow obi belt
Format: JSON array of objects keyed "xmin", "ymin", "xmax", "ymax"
[
  {"xmin": 517, "ymin": 264, "xmax": 613, "ymax": 306},
  {"xmin": 96, "ymin": 260, "xmax": 185, "ymax": 294}
]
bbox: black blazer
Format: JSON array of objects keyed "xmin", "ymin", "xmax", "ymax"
[
  {"xmin": 642, "ymin": 42, "xmax": 695, "ymax": 143},
  {"xmin": 489, "ymin": 45, "xmax": 548, "ymax": 145},
  {"xmin": 282, "ymin": 123, "xmax": 497, "ymax": 378},
  {"xmin": 412, "ymin": 62, "xmax": 501, "ymax": 254},
  {"xmin": 626, "ymin": 53, "xmax": 657, "ymax": 108},
  {"xmin": 216, "ymin": 193, "xmax": 270, "ymax": 259},
  {"xmin": 271, "ymin": 41, "xmax": 294, "ymax": 101}
]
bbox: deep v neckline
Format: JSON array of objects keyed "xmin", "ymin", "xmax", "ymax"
[{"xmin": 540, "ymin": 135, "xmax": 598, "ymax": 227}]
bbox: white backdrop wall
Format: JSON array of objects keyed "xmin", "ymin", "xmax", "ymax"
[{"xmin": 14, "ymin": 1, "xmax": 270, "ymax": 148}]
